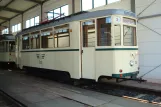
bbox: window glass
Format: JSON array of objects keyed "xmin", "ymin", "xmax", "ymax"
[
  {"xmin": 3, "ymin": 41, "xmax": 9, "ymax": 52},
  {"xmin": 22, "ymin": 34, "xmax": 30, "ymax": 49},
  {"xmin": 97, "ymin": 17, "xmax": 112, "ymax": 46},
  {"xmin": 114, "ymin": 25, "xmax": 121, "ymax": 46},
  {"xmin": 2, "ymin": 30, "xmax": 4, "ymax": 34},
  {"xmin": 15, "ymin": 25, "xmax": 18, "ymax": 32},
  {"xmin": 12, "ymin": 26, "xmax": 15, "ymax": 33},
  {"xmin": 26, "ymin": 20, "xmax": 30, "ymax": 28},
  {"xmin": 35, "ymin": 16, "xmax": 39, "ymax": 25},
  {"xmin": 54, "ymin": 25, "xmax": 70, "ymax": 48},
  {"xmin": 83, "ymin": 20, "xmax": 95, "ymax": 47},
  {"xmin": 31, "ymin": 32, "xmax": 40, "ymax": 49},
  {"xmin": 2, "ymin": 28, "xmax": 9, "ymax": 34},
  {"xmin": 0, "ymin": 42, "xmax": 4, "ymax": 52},
  {"xmin": 9, "ymin": 41, "xmax": 15, "ymax": 52},
  {"xmin": 108, "ymin": 0, "xmax": 120, "ymax": 4},
  {"xmin": 54, "ymin": 8, "xmax": 61, "ymax": 19},
  {"xmin": 18, "ymin": 23, "xmax": 21, "ymax": 31},
  {"xmin": 47, "ymin": 11, "xmax": 53, "ymax": 20},
  {"xmin": 30, "ymin": 18, "xmax": 34, "ymax": 27},
  {"xmin": 94, "ymin": 0, "xmax": 106, "ymax": 8},
  {"xmin": 123, "ymin": 18, "xmax": 136, "ymax": 25},
  {"xmin": 41, "ymin": 29, "xmax": 53, "ymax": 48},
  {"xmin": 82, "ymin": 0, "xmax": 92, "ymax": 11},
  {"xmin": 123, "ymin": 26, "xmax": 136, "ymax": 46},
  {"xmin": 61, "ymin": 5, "xmax": 69, "ymax": 17}
]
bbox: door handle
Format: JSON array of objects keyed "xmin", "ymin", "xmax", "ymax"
[{"xmin": 81, "ymin": 50, "xmax": 83, "ymax": 54}]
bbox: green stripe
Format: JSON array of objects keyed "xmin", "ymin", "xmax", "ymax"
[
  {"xmin": 21, "ymin": 49, "xmax": 79, "ymax": 52},
  {"xmin": 112, "ymin": 71, "xmax": 139, "ymax": 78},
  {"xmin": 21, "ymin": 48, "xmax": 138, "ymax": 52},
  {"xmin": 96, "ymin": 48, "xmax": 138, "ymax": 51}
]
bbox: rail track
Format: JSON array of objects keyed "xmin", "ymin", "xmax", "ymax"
[
  {"xmin": 75, "ymin": 80, "xmax": 161, "ymax": 106},
  {"xmin": 0, "ymin": 90, "xmax": 26, "ymax": 107}
]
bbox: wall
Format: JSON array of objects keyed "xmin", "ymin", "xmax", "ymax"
[
  {"xmin": 1, "ymin": 0, "xmax": 132, "ymax": 34},
  {"xmin": 136, "ymin": 0, "xmax": 161, "ymax": 83},
  {"xmin": 1, "ymin": 22, "xmax": 9, "ymax": 34}
]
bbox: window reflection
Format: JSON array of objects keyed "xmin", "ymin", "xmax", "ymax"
[
  {"xmin": 94, "ymin": 0, "xmax": 106, "ymax": 8},
  {"xmin": 82, "ymin": 0, "xmax": 92, "ymax": 11},
  {"xmin": 30, "ymin": 18, "xmax": 34, "ymax": 27},
  {"xmin": 54, "ymin": 8, "xmax": 61, "ymax": 19},
  {"xmin": 47, "ymin": 11, "xmax": 53, "ymax": 20},
  {"xmin": 108, "ymin": 0, "xmax": 120, "ymax": 4},
  {"xmin": 61, "ymin": 5, "xmax": 69, "ymax": 17}
]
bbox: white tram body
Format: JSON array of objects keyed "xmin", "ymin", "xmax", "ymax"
[
  {"xmin": 16, "ymin": 9, "xmax": 139, "ymax": 81},
  {"xmin": 0, "ymin": 34, "xmax": 15, "ymax": 68}
]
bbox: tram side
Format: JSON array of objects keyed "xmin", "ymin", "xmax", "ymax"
[
  {"xmin": 18, "ymin": 22, "xmax": 81, "ymax": 79},
  {"xmin": 16, "ymin": 9, "xmax": 139, "ymax": 81},
  {"xmin": 0, "ymin": 35, "xmax": 16, "ymax": 69}
]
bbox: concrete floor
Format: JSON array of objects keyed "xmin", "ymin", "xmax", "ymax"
[{"xmin": 0, "ymin": 70, "xmax": 159, "ymax": 107}]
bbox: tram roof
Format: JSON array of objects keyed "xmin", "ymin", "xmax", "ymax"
[
  {"xmin": 0, "ymin": 34, "xmax": 15, "ymax": 41},
  {"xmin": 16, "ymin": 9, "xmax": 136, "ymax": 37}
]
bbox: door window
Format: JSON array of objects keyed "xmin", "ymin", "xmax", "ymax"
[
  {"xmin": 83, "ymin": 20, "xmax": 95, "ymax": 47},
  {"xmin": 114, "ymin": 25, "xmax": 121, "ymax": 46},
  {"xmin": 97, "ymin": 17, "xmax": 112, "ymax": 46}
]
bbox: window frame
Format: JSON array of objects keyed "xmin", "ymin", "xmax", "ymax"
[
  {"xmin": 81, "ymin": 0, "xmax": 93, "ymax": 11},
  {"xmin": 82, "ymin": 20, "xmax": 96, "ymax": 47},
  {"xmin": 54, "ymin": 24, "xmax": 70, "ymax": 48},
  {"xmin": 114, "ymin": 24, "xmax": 121, "ymax": 46},
  {"xmin": 61, "ymin": 5, "xmax": 69, "ymax": 17},
  {"xmin": 47, "ymin": 4, "xmax": 69, "ymax": 20},
  {"xmin": 35, "ymin": 16, "xmax": 40, "ymax": 26},
  {"xmin": 54, "ymin": 7, "xmax": 61, "ymax": 19},
  {"xmin": 81, "ymin": 0, "xmax": 121, "ymax": 11},
  {"xmin": 123, "ymin": 25, "xmax": 137, "ymax": 46},
  {"xmin": 94, "ymin": 0, "xmax": 106, "ymax": 8},
  {"xmin": 22, "ymin": 34, "xmax": 30, "ymax": 50},
  {"xmin": 97, "ymin": 17, "xmax": 112, "ymax": 46},
  {"xmin": 12, "ymin": 23, "xmax": 21, "ymax": 33},
  {"xmin": 2, "ymin": 28, "xmax": 9, "ymax": 34},
  {"xmin": 26, "ymin": 20, "xmax": 30, "ymax": 28},
  {"xmin": 41, "ymin": 28, "xmax": 54, "ymax": 49},
  {"xmin": 30, "ymin": 31, "xmax": 40, "ymax": 49},
  {"xmin": 26, "ymin": 16, "xmax": 40, "ymax": 28}
]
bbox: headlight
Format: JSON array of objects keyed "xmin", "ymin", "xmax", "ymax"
[{"xmin": 130, "ymin": 60, "xmax": 134, "ymax": 66}]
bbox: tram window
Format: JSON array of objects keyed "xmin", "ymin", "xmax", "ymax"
[
  {"xmin": 123, "ymin": 26, "xmax": 136, "ymax": 46},
  {"xmin": 4, "ymin": 42, "xmax": 9, "ymax": 52},
  {"xmin": 0, "ymin": 42, "xmax": 4, "ymax": 52},
  {"xmin": 41, "ymin": 29, "xmax": 54, "ymax": 48},
  {"xmin": 83, "ymin": 20, "xmax": 95, "ymax": 47},
  {"xmin": 9, "ymin": 41, "xmax": 15, "ymax": 52},
  {"xmin": 97, "ymin": 17, "xmax": 112, "ymax": 46},
  {"xmin": 22, "ymin": 35, "xmax": 29, "ymax": 50},
  {"xmin": 114, "ymin": 25, "xmax": 121, "ymax": 46},
  {"xmin": 31, "ymin": 32, "xmax": 40, "ymax": 49},
  {"xmin": 54, "ymin": 25, "xmax": 70, "ymax": 48}
]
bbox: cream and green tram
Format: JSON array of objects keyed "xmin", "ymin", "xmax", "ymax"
[
  {"xmin": 16, "ymin": 9, "xmax": 139, "ymax": 81},
  {"xmin": 0, "ymin": 34, "xmax": 16, "ymax": 69}
]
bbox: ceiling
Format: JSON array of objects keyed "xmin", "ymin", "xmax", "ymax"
[{"xmin": 0, "ymin": 0, "xmax": 48, "ymax": 25}]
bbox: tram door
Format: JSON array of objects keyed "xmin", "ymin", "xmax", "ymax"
[
  {"xmin": 81, "ymin": 20, "xmax": 96, "ymax": 79},
  {"xmin": 16, "ymin": 37, "xmax": 21, "ymax": 68}
]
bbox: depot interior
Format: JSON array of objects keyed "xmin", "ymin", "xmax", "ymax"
[{"xmin": 0, "ymin": 0, "xmax": 160, "ymax": 83}]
